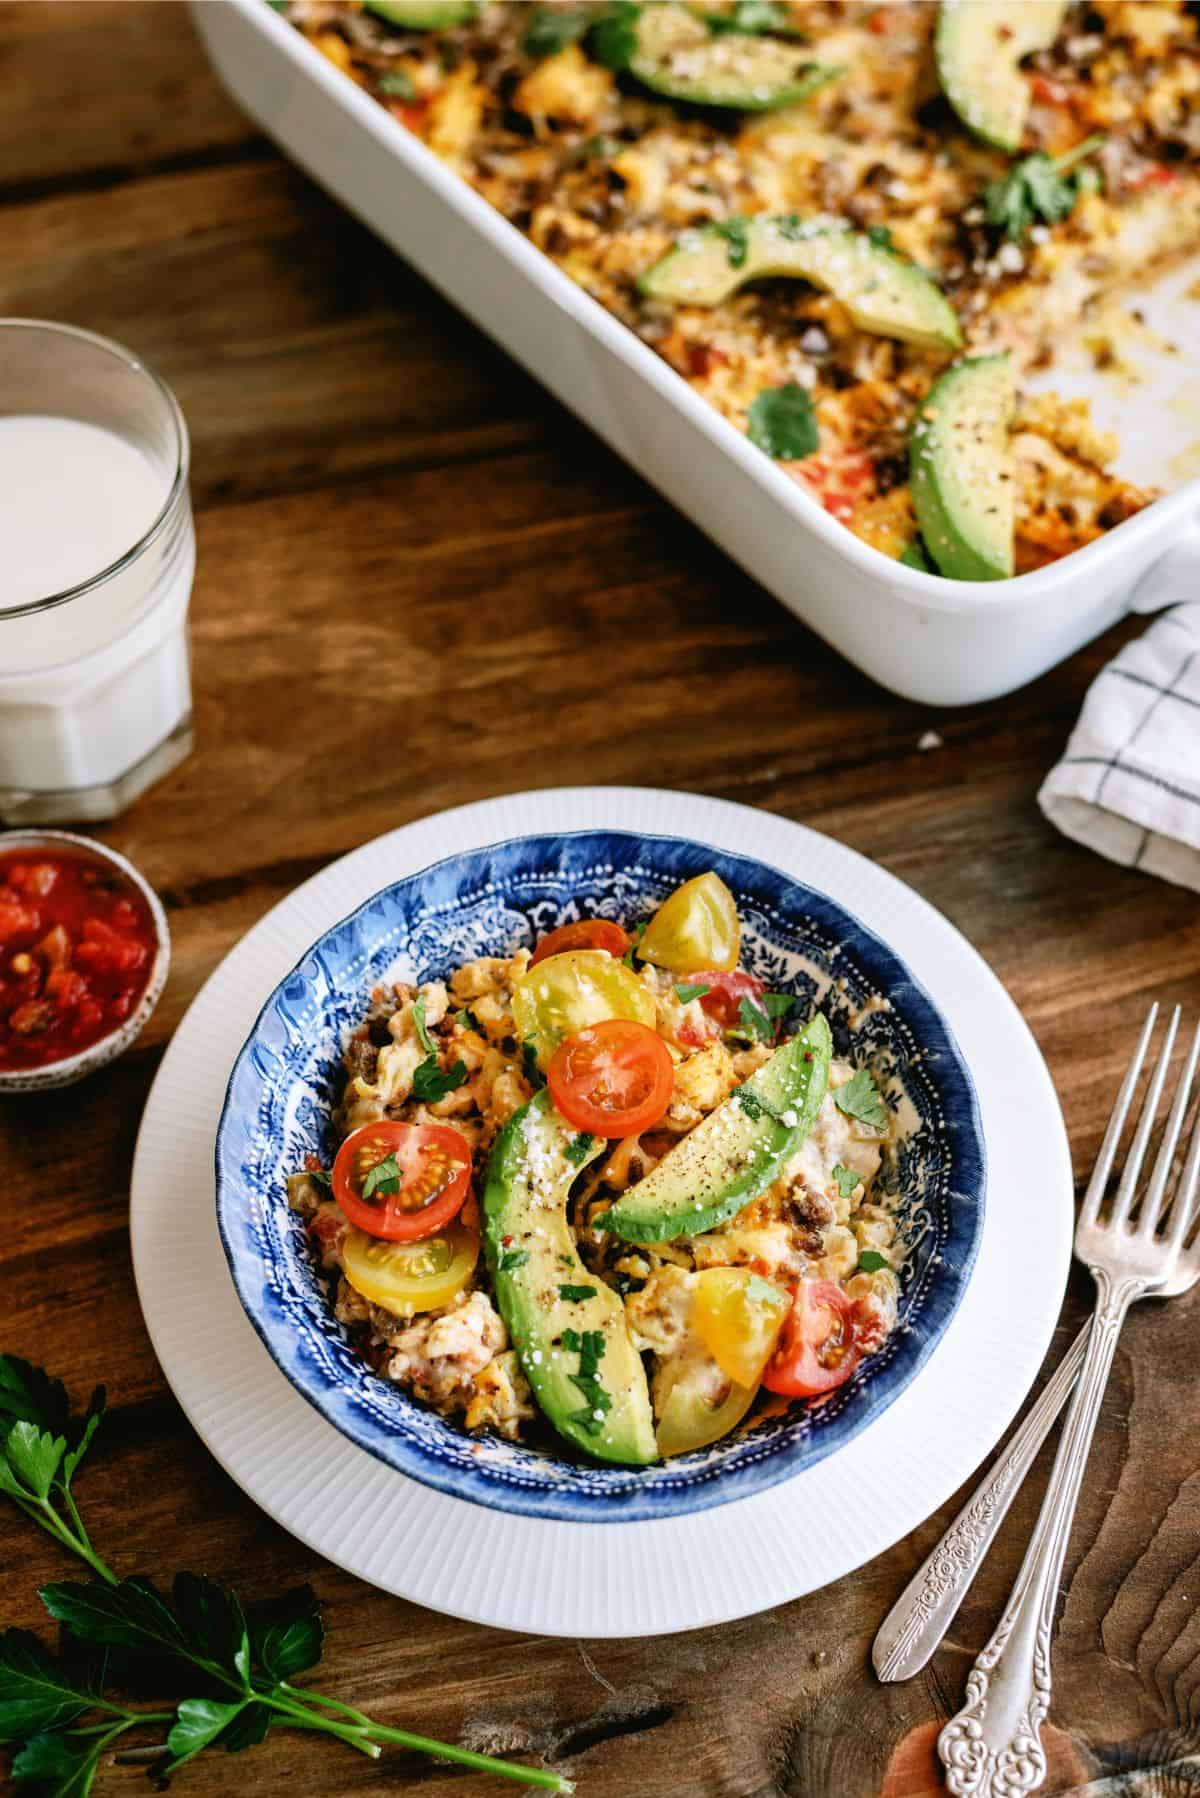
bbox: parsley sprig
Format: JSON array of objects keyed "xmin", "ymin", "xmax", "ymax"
[
  {"xmin": 0, "ymin": 1355, "xmax": 572, "ymax": 1794},
  {"xmin": 982, "ymin": 134, "xmax": 1104, "ymax": 243},
  {"xmin": 411, "ymin": 1053, "xmax": 468, "ymax": 1105}
]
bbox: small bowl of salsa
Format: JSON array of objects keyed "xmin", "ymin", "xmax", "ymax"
[{"xmin": 0, "ymin": 831, "xmax": 169, "ymax": 1092}]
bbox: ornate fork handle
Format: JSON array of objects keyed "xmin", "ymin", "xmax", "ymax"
[
  {"xmin": 937, "ymin": 1270, "xmax": 1147, "ymax": 1797},
  {"xmin": 873, "ymin": 1323, "xmax": 1090, "ymax": 1683}
]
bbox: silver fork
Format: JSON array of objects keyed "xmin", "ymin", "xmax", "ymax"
[{"xmin": 937, "ymin": 1004, "xmax": 1200, "ymax": 1798}]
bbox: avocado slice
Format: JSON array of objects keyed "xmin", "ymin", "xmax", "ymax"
[
  {"xmin": 482, "ymin": 1089, "xmax": 657, "ymax": 1465},
  {"xmin": 909, "ymin": 354, "xmax": 1015, "ymax": 581},
  {"xmin": 594, "ymin": 3, "xmax": 841, "ymax": 112},
  {"xmin": 600, "ymin": 1015, "xmax": 833, "ymax": 1244},
  {"xmin": 638, "ymin": 217, "xmax": 962, "ymax": 352},
  {"xmin": 363, "ymin": 0, "xmax": 477, "ymax": 27},
  {"xmin": 936, "ymin": 0, "xmax": 1067, "ymax": 152}
]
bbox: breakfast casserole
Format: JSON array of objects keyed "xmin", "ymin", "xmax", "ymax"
[
  {"xmin": 279, "ymin": 0, "xmax": 1200, "ymax": 578},
  {"xmin": 288, "ymin": 870, "xmax": 901, "ymax": 1464}
]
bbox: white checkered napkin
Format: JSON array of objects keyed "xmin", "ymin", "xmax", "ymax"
[{"xmin": 1039, "ymin": 603, "xmax": 1200, "ymax": 894}]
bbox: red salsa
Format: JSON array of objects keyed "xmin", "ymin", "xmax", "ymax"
[{"xmin": 0, "ymin": 850, "xmax": 157, "ymax": 1072}]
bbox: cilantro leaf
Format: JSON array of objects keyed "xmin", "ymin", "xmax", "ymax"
[
  {"xmin": 866, "ymin": 222, "xmax": 894, "ymax": 249},
  {"xmin": 675, "ymin": 983, "xmax": 711, "ymax": 1004},
  {"xmin": 411, "ymin": 992, "xmax": 435, "ymax": 1055},
  {"xmin": 10, "ymin": 1729, "xmax": 101, "ymax": 1794},
  {"xmin": 499, "ymin": 1248, "xmax": 530, "ymax": 1272},
  {"xmin": 459, "ymin": 1008, "xmax": 484, "ymax": 1037},
  {"xmin": 564, "ymin": 1132, "xmax": 595, "ymax": 1167},
  {"xmin": 558, "ymin": 1284, "xmax": 597, "ymax": 1302},
  {"xmin": 0, "ymin": 1630, "xmax": 97, "ymax": 1743},
  {"xmin": 831, "ymin": 1163, "xmax": 860, "ymax": 1201},
  {"xmin": 858, "ymin": 1249, "xmax": 889, "ymax": 1274},
  {"xmin": 377, "ymin": 69, "xmax": 415, "ymax": 98},
  {"xmin": 246, "ymin": 1585, "xmax": 323, "ymax": 1684},
  {"xmin": 747, "ymin": 383, "xmax": 819, "ymax": 461},
  {"xmin": 522, "ymin": 6, "xmax": 590, "ymax": 57},
  {"xmin": 591, "ymin": 1, "xmax": 642, "ymax": 69},
  {"xmin": 361, "ymin": 1152, "xmax": 402, "ymax": 1202},
  {"xmin": 763, "ymin": 992, "xmax": 795, "ymax": 1022},
  {"xmin": 736, "ymin": 994, "xmax": 772, "ymax": 1041},
  {"xmin": 833, "ymin": 1068, "xmax": 888, "ymax": 1130},
  {"xmin": 713, "ymin": 215, "xmax": 750, "ymax": 269},
  {"xmin": 982, "ymin": 135, "xmax": 1103, "ymax": 243},
  {"xmin": 165, "ymin": 1698, "xmax": 255, "ymax": 1772},
  {"xmin": 307, "ymin": 1168, "xmax": 333, "ymax": 1192},
  {"xmin": 621, "ymin": 921, "xmax": 647, "ymax": 969},
  {"xmin": 410, "ymin": 1055, "xmax": 468, "ymax": 1105},
  {"xmin": 521, "ymin": 1037, "xmax": 545, "ymax": 1087}
]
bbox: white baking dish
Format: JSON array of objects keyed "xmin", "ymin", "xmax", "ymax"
[{"xmin": 191, "ymin": 0, "xmax": 1200, "ymax": 706}]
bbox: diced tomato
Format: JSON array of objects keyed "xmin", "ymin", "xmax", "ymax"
[
  {"xmin": 1126, "ymin": 162, "xmax": 1177, "ymax": 192},
  {"xmin": 687, "ymin": 342, "xmax": 727, "ymax": 379},
  {"xmin": 388, "ymin": 97, "xmax": 430, "ymax": 133},
  {"xmin": 44, "ymin": 969, "xmax": 87, "ymax": 1009},
  {"xmin": 74, "ymin": 917, "xmax": 149, "ymax": 978},
  {"xmin": 0, "ymin": 896, "xmax": 40, "ymax": 940},
  {"xmin": 791, "ymin": 451, "xmax": 875, "ymax": 525},
  {"xmin": 1030, "ymin": 73, "xmax": 1072, "ymax": 106},
  {"xmin": 689, "ymin": 968, "xmax": 767, "ymax": 1031}
]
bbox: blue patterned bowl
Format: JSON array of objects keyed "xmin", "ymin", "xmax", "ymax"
[{"xmin": 216, "ymin": 830, "xmax": 985, "ymax": 1523}]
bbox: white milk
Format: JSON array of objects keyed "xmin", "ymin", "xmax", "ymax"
[{"xmin": 0, "ymin": 413, "xmax": 195, "ymax": 817}]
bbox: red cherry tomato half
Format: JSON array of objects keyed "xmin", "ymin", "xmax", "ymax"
[
  {"xmin": 761, "ymin": 1280, "xmax": 862, "ymax": 1399},
  {"xmin": 529, "ymin": 918, "xmax": 630, "ymax": 968},
  {"xmin": 332, "ymin": 1120, "xmax": 472, "ymax": 1242},
  {"xmin": 691, "ymin": 968, "xmax": 766, "ymax": 1030},
  {"xmin": 547, "ymin": 1019, "xmax": 674, "ymax": 1138}
]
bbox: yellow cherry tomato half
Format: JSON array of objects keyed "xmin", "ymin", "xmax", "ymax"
[
  {"xmin": 341, "ymin": 1220, "xmax": 479, "ymax": 1319},
  {"xmin": 693, "ymin": 1267, "xmax": 792, "ymax": 1389},
  {"xmin": 637, "ymin": 872, "xmax": 740, "ymax": 975},
  {"xmin": 654, "ymin": 1357, "xmax": 758, "ymax": 1458},
  {"xmin": 512, "ymin": 948, "xmax": 656, "ymax": 1070}
]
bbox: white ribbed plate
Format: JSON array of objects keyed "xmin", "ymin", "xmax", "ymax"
[{"xmin": 130, "ymin": 787, "xmax": 1072, "ymax": 1637}]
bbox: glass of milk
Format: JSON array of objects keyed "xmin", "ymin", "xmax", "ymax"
[{"xmin": 0, "ymin": 320, "xmax": 195, "ymax": 823}]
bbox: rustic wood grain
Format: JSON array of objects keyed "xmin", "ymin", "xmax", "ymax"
[{"xmin": 3, "ymin": 7, "xmax": 1200, "ymax": 1796}]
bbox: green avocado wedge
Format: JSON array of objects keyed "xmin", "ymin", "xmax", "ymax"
[
  {"xmin": 935, "ymin": 0, "xmax": 1068, "ymax": 152},
  {"xmin": 594, "ymin": 3, "xmax": 842, "ymax": 112},
  {"xmin": 909, "ymin": 354, "xmax": 1015, "ymax": 581},
  {"xmin": 638, "ymin": 217, "xmax": 962, "ymax": 352},
  {"xmin": 363, "ymin": 0, "xmax": 478, "ymax": 27},
  {"xmin": 600, "ymin": 1015, "xmax": 833, "ymax": 1244},
  {"xmin": 482, "ymin": 1089, "xmax": 657, "ymax": 1465}
]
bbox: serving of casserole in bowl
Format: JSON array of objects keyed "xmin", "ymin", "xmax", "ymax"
[
  {"xmin": 215, "ymin": 830, "xmax": 985, "ymax": 1521},
  {"xmin": 192, "ymin": 0, "xmax": 1200, "ymax": 701}
]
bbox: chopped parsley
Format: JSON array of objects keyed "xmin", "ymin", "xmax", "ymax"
[
  {"xmin": 558, "ymin": 1283, "xmax": 597, "ymax": 1302},
  {"xmin": 498, "ymin": 1248, "xmax": 531, "ymax": 1272},
  {"xmin": 377, "ymin": 69, "xmax": 415, "ymax": 99},
  {"xmin": 713, "ymin": 215, "xmax": 751, "ymax": 269},
  {"xmin": 833, "ymin": 1068, "xmax": 888, "ymax": 1130},
  {"xmin": 410, "ymin": 1054, "xmax": 468, "ymax": 1105},
  {"xmin": 361, "ymin": 1152, "xmax": 402, "ymax": 1202},
  {"xmin": 459, "ymin": 1007, "xmax": 485, "ymax": 1036},
  {"xmin": 831, "ymin": 1163, "xmax": 860, "ymax": 1201},
  {"xmin": 411, "ymin": 992, "xmax": 435, "ymax": 1054},
  {"xmin": 675, "ymin": 982, "xmax": 711, "ymax": 1005},
  {"xmin": 521, "ymin": 5, "xmax": 590, "ymax": 57},
  {"xmin": 982, "ymin": 135, "xmax": 1104, "ymax": 243},
  {"xmin": 521, "ymin": 1037, "xmax": 546, "ymax": 1087},
  {"xmin": 732, "ymin": 990, "xmax": 795, "ymax": 1041},
  {"xmin": 867, "ymin": 223, "xmax": 894, "ymax": 250},
  {"xmin": 308, "ymin": 1168, "xmax": 332, "ymax": 1192},
  {"xmin": 591, "ymin": 1, "xmax": 642, "ymax": 70},
  {"xmin": 563, "ymin": 1328, "xmax": 611, "ymax": 1436},
  {"xmin": 747, "ymin": 383, "xmax": 819, "ymax": 461},
  {"xmin": 857, "ymin": 1249, "xmax": 889, "ymax": 1274},
  {"xmin": 564, "ymin": 1131, "xmax": 596, "ymax": 1166}
]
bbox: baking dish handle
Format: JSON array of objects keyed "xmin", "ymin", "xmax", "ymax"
[{"xmin": 1129, "ymin": 512, "xmax": 1200, "ymax": 614}]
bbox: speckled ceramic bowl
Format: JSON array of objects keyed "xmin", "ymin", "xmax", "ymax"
[
  {"xmin": 0, "ymin": 830, "xmax": 170, "ymax": 1093},
  {"xmin": 215, "ymin": 830, "xmax": 985, "ymax": 1523}
]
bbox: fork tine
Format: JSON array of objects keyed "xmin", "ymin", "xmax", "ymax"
[
  {"xmin": 1079, "ymin": 1003, "xmax": 1159, "ymax": 1228},
  {"xmin": 1110, "ymin": 1005, "xmax": 1180, "ymax": 1230},
  {"xmin": 1165, "ymin": 1071, "xmax": 1200, "ymax": 1256},
  {"xmin": 1137, "ymin": 1016, "xmax": 1200, "ymax": 1237}
]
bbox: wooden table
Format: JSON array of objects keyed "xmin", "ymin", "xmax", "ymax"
[{"xmin": 3, "ymin": 7, "xmax": 1199, "ymax": 1794}]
